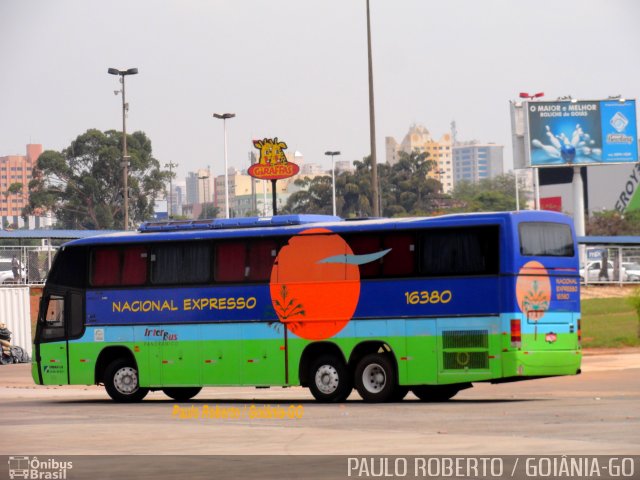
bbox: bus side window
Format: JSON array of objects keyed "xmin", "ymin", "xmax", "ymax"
[
  {"xmin": 247, "ymin": 239, "xmax": 279, "ymax": 282},
  {"xmin": 420, "ymin": 227, "xmax": 498, "ymax": 276},
  {"xmin": 383, "ymin": 233, "xmax": 416, "ymax": 277},
  {"xmin": 151, "ymin": 243, "xmax": 210, "ymax": 284},
  {"xmin": 92, "ymin": 249, "xmax": 120, "ymax": 286},
  {"xmin": 349, "ymin": 235, "xmax": 382, "ymax": 278},
  {"xmin": 42, "ymin": 295, "xmax": 65, "ymax": 340},
  {"xmin": 215, "ymin": 242, "xmax": 247, "ymax": 282},
  {"xmin": 91, "ymin": 247, "xmax": 148, "ymax": 287},
  {"xmin": 122, "ymin": 247, "xmax": 148, "ymax": 285}
]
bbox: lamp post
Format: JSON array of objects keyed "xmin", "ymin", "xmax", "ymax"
[
  {"xmin": 108, "ymin": 67, "xmax": 138, "ymax": 230},
  {"xmin": 514, "ymin": 169, "xmax": 520, "ymax": 211},
  {"xmin": 324, "ymin": 151, "xmax": 341, "ymax": 216},
  {"xmin": 164, "ymin": 161, "xmax": 178, "ymax": 218},
  {"xmin": 198, "ymin": 173, "xmax": 209, "ymax": 218},
  {"xmin": 213, "ymin": 113, "xmax": 235, "ymax": 218}
]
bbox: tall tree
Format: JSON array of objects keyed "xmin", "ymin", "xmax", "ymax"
[
  {"xmin": 283, "ymin": 176, "xmax": 333, "ymax": 215},
  {"xmin": 382, "ymin": 150, "xmax": 439, "ymax": 216},
  {"xmin": 26, "ymin": 129, "xmax": 169, "ymax": 229}
]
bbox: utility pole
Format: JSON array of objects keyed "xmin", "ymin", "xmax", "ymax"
[{"xmin": 366, "ymin": 0, "xmax": 379, "ymax": 217}]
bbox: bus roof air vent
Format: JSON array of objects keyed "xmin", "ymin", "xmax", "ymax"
[{"xmin": 138, "ymin": 215, "xmax": 341, "ymax": 233}]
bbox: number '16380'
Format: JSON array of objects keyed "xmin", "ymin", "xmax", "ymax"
[{"xmin": 404, "ymin": 290, "xmax": 452, "ymax": 305}]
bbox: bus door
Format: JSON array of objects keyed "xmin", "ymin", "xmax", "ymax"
[{"xmin": 36, "ymin": 292, "xmax": 69, "ymax": 385}]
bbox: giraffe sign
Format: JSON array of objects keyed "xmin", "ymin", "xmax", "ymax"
[{"xmin": 249, "ymin": 137, "xmax": 300, "ymax": 180}]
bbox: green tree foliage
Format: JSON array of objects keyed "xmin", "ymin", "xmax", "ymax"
[
  {"xmin": 381, "ymin": 150, "xmax": 440, "ymax": 216},
  {"xmin": 284, "ymin": 176, "xmax": 334, "ymax": 215},
  {"xmin": 337, "ymin": 157, "xmax": 375, "ymax": 217},
  {"xmin": 451, "ymin": 173, "xmax": 526, "ymax": 212},
  {"xmin": 26, "ymin": 129, "xmax": 170, "ymax": 229},
  {"xmin": 586, "ymin": 210, "xmax": 640, "ymax": 236},
  {"xmin": 198, "ymin": 203, "xmax": 220, "ymax": 219},
  {"xmin": 283, "ymin": 151, "xmax": 443, "ymax": 217},
  {"xmin": 7, "ymin": 182, "xmax": 23, "ymax": 195}
]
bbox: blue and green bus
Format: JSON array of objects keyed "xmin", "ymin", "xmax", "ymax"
[{"xmin": 32, "ymin": 210, "xmax": 581, "ymax": 402}]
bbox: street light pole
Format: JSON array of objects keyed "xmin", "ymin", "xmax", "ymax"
[
  {"xmin": 324, "ymin": 151, "xmax": 341, "ymax": 216},
  {"xmin": 213, "ymin": 113, "xmax": 236, "ymax": 219},
  {"xmin": 198, "ymin": 173, "xmax": 209, "ymax": 218},
  {"xmin": 108, "ymin": 67, "xmax": 138, "ymax": 230},
  {"xmin": 164, "ymin": 161, "xmax": 178, "ymax": 218}
]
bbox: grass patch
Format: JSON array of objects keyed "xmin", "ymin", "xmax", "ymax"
[{"xmin": 581, "ymin": 297, "xmax": 640, "ymax": 348}]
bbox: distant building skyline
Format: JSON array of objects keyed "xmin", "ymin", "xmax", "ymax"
[
  {"xmin": 0, "ymin": 144, "xmax": 41, "ymax": 217},
  {"xmin": 385, "ymin": 124, "xmax": 454, "ymax": 193},
  {"xmin": 452, "ymin": 141, "xmax": 504, "ymax": 184}
]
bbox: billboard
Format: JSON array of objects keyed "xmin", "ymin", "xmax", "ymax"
[
  {"xmin": 249, "ymin": 137, "xmax": 300, "ymax": 181},
  {"xmin": 525, "ymin": 99, "xmax": 637, "ymax": 167}
]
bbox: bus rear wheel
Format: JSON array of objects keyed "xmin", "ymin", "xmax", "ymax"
[
  {"xmin": 104, "ymin": 358, "xmax": 149, "ymax": 402},
  {"xmin": 163, "ymin": 387, "xmax": 202, "ymax": 402},
  {"xmin": 412, "ymin": 385, "xmax": 460, "ymax": 402},
  {"xmin": 355, "ymin": 354, "xmax": 396, "ymax": 403},
  {"xmin": 308, "ymin": 355, "xmax": 352, "ymax": 402}
]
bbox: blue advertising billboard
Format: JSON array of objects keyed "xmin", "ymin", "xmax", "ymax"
[{"xmin": 526, "ymin": 99, "xmax": 637, "ymax": 167}]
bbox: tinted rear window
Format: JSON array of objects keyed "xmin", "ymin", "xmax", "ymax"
[{"xmin": 519, "ymin": 222, "xmax": 574, "ymax": 257}]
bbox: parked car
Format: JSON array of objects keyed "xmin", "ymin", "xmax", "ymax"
[
  {"xmin": 579, "ymin": 260, "xmax": 625, "ymax": 282},
  {"xmin": 0, "ymin": 258, "xmax": 27, "ymax": 284},
  {"xmin": 622, "ymin": 262, "xmax": 640, "ymax": 282}
]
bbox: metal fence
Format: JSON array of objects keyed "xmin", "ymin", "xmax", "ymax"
[
  {"xmin": 0, "ymin": 246, "xmax": 58, "ymax": 286},
  {"xmin": 581, "ymin": 245, "xmax": 640, "ymax": 285}
]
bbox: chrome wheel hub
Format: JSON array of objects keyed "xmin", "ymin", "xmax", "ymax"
[
  {"xmin": 113, "ymin": 366, "xmax": 139, "ymax": 395},
  {"xmin": 315, "ymin": 364, "xmax": 339, "ymax": 395}
]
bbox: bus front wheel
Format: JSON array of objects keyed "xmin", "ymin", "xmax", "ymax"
[
  {"xmin": 163, "ymin": 387, "xmax": 202, "ymax": 402},
  {"xmin": 412, "ymin": 385, "xmax": 460, "ymax": 402},
  {"xmin": 104, "ymin": 358, "xmax": 149, "ymax": 402},
  {"xmin": 308, "ymin": 355, "xmax": 352, "ymax": 402},
  {"xmin": 354, "ymin": 354, "xmax": 396, "ymax": 403}
]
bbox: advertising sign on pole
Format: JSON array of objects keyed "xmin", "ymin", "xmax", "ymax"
[
  {"xmin": 249, "ymin": 137, "xmax": 300, "ymax": 215},
  {"xmin": 525, "ymin": 99, "xmax": 637, "ymax": 167}
]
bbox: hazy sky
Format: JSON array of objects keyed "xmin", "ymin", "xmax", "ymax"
[{"xmin": 1, "ymin": 0, "xmax": 638, "ymax": 180}]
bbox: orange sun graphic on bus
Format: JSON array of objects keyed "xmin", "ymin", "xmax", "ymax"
[
  {"xmin": 516, "ymin": 260, "xmax": 551, "ymax": 321},
  {"xmin": 269, "ymin": 228, "xmax": 361, "ymax": 340}
]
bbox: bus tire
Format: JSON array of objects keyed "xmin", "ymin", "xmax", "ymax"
[
  {"xmin": 412, "ymin": 385, "xmax": 460, "ymax": 402},
  {"xmin": 308, "ymin": 355, "xmax": 352, "ymax": 403},
  {"xmin": 163, "ymin": 387, "xmax": 202, "ymax": 402},
  {"xmin": 354, "ymin": 353, "xmax": 396, "ymax": 403},
  {"xmin": 104, "ymin": 358, "xmax": 149, "ymax": 403}
]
